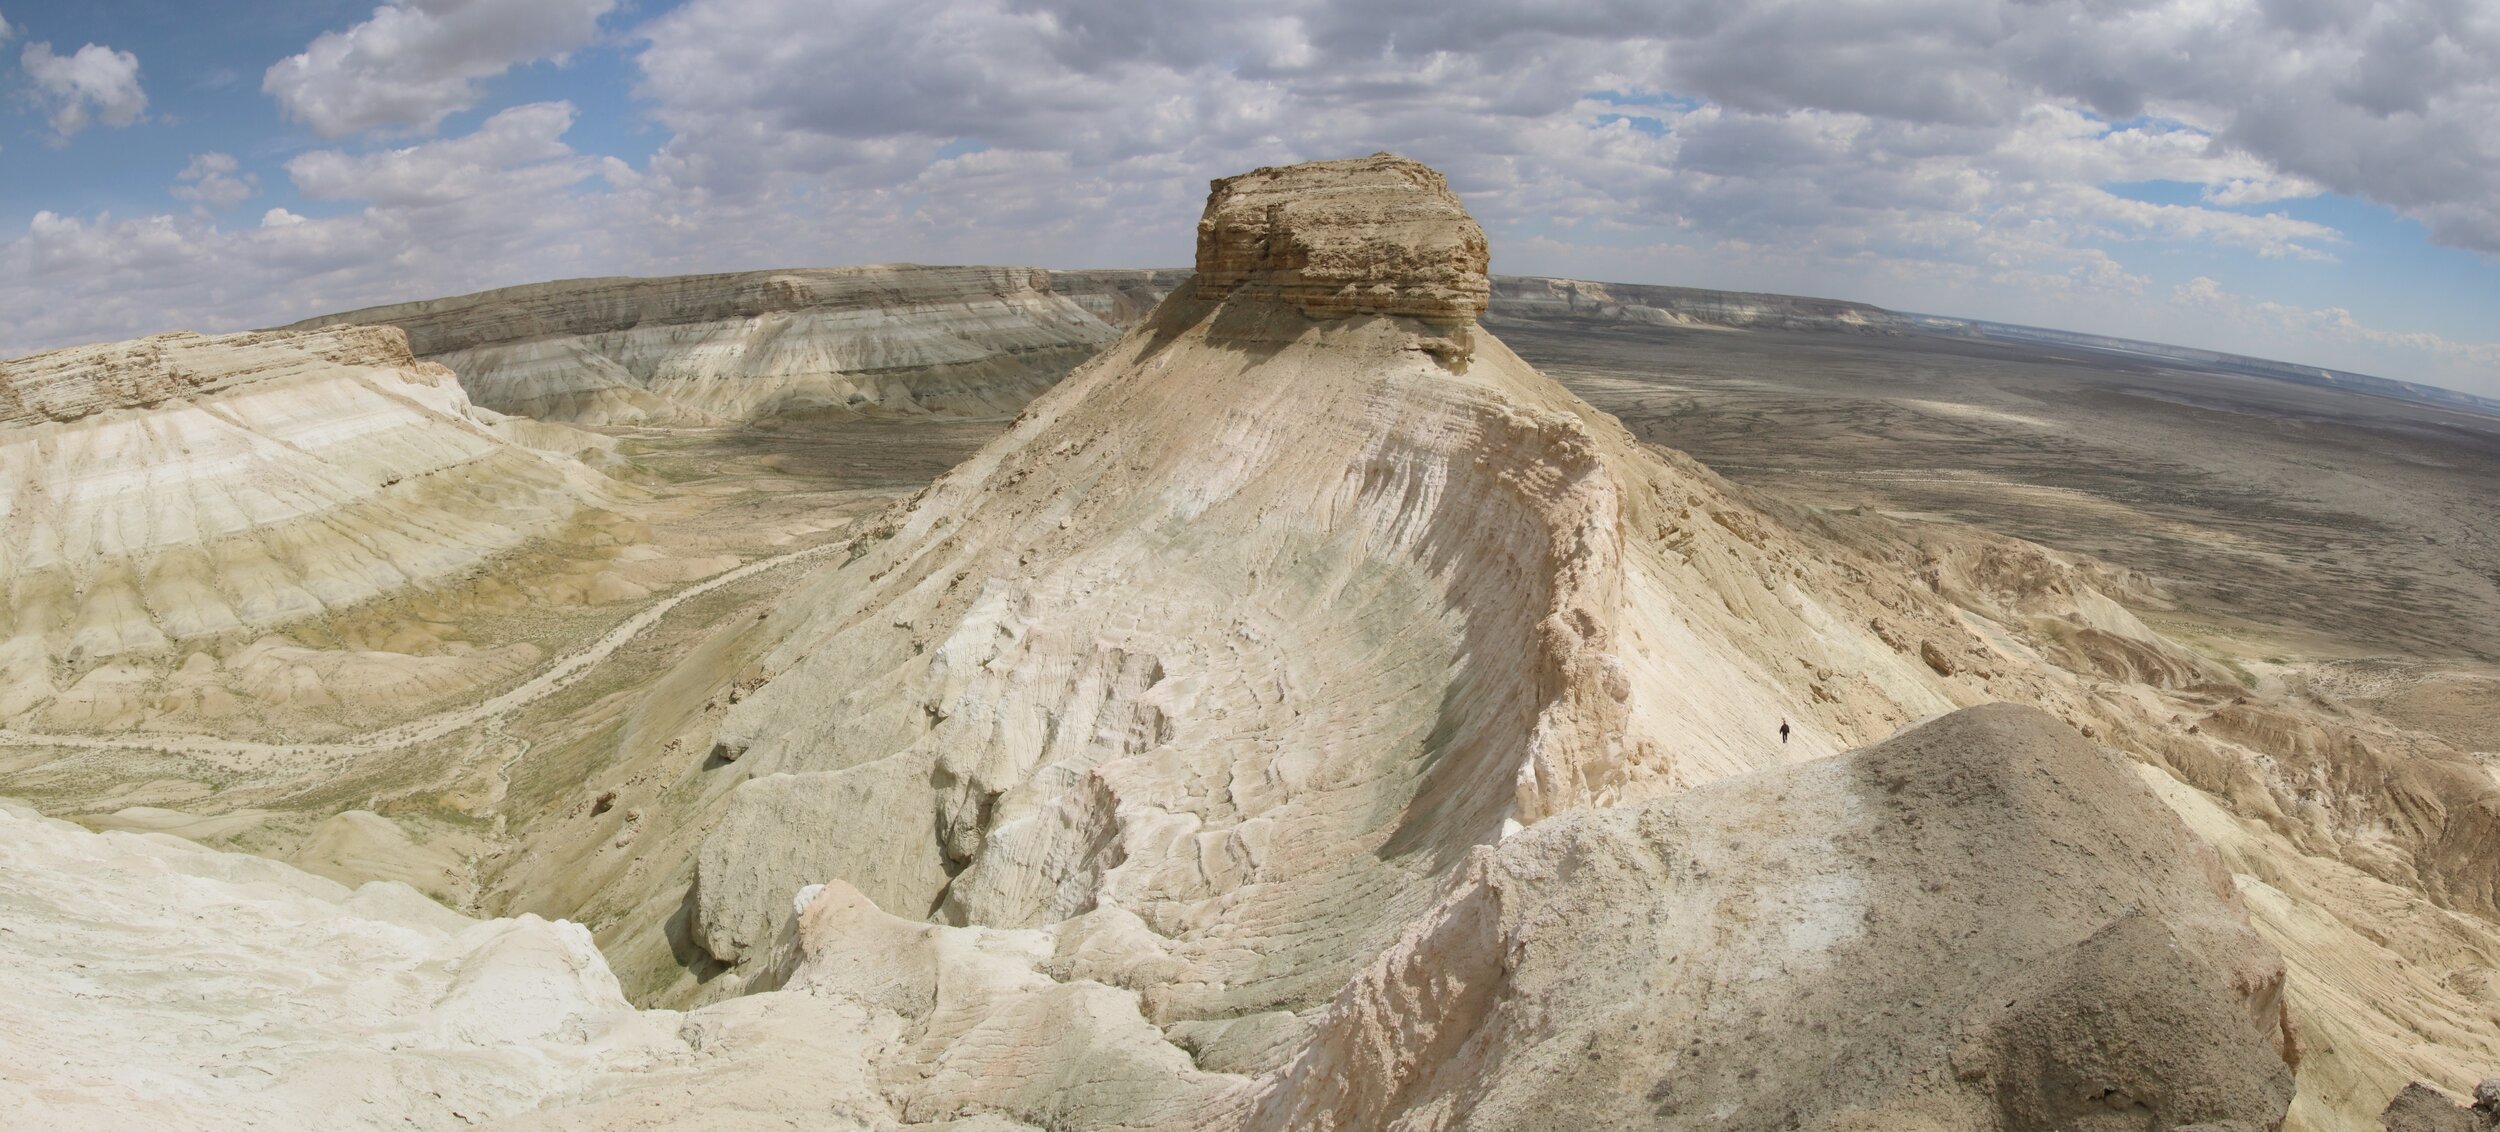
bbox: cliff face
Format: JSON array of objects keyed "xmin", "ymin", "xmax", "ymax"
[
  {"xmin": 0, "ymin": 326, "xmax": 611, "ymax": 721},
  {"xmin": 291, "ymin": 265, "xmax": 1121, "ymax": 426},
  {"xmin": 1192, "ymin": 153, "xmax": 1491, "ymax": 322}
]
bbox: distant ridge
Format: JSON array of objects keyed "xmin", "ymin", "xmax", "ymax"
[
  {"xmin": 1905, "ymin": 312, "xmax": 2500, "ymax": 419},
  {"xmin": 1054, "ymin": 268, "xmax": 2500, "ymax": 420}
]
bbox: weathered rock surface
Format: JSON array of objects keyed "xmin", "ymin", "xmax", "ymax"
[
  {"xmin": 2, "ymin": 707, "xmax": 2300, "ymax": 1130},
  {"xmin": 293, "ymin": 265, "xmax": 1120, "ymax": 425},
  {"xmin": 656, "ymin": 154, "xmax": 2027, "ymax": 1025},
  {"xmin": 2381, "ymin": 1081, "xmax": 2500, "ymax": 1131},
  {"xmin": 1224, "ymin": 704, "xmax": 2297, "ymax": 1131},
  {"xmin": 1193, "ymin": 154, "xmax": 1491, "ymax": 323},
  {"xmin": 0, "ymin": 802, "xmax": 680, "ymax": 1130},
  {"xmin": 0, "ymin": 327, "xmax": 611, "ymax": 722}
]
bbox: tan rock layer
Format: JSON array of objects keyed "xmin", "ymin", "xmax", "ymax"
[{"xmin": 1192, "ymin": 153, "xmax": 1491, "ymax": 323}]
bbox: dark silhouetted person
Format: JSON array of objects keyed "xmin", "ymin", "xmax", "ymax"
[{"xmin": 1779, "ymin": 719, "xmax": 1790, "ymax": 744}]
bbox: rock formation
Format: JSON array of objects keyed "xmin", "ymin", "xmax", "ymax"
[
  {"xmin": 1052, "ymin": 270, "xmax": 1916, "ymax": 336},
  {"xmin": 1226, "ymin": 704, "xmax": 2297, "ymax": 1131},
  {"xmin": 292, "ymin": 265, "xmax": 1121, "ymax": 425},
  {"xmin": 437, "ymin": 155, "xmax": 2295, "ymax": 1130},
  {"xmin": 0, "ymin": 704, "xmax": 2296, "ymax": 1130},
  {"xmin": 1193, "ymin": 153, "xmax": 1492, "ymax": 322},
  {"xmin": 5, "ymin": 153, "xmax": 2469, "ymax": 1130},
  {"xmin": 655, "ymin": 153, "xmax": 2012, "ymax": 1015},
  {"xmin": 0, "ymin": 801, "xmax": 679, "ymax": 1129},
  {"xmin": 0, "ymin": 326, "xmax": 613, "ymax": 723}
]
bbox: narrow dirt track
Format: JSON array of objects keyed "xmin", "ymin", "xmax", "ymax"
[{"xmin": 0, "ymin": 537, "xmax": 847, "ymax": 761}]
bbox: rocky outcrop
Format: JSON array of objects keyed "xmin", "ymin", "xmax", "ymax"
[
  {"xmin": 527, "ymin": 708, "xmax": 2296, "ymax": 1130},
  {"xmin": 292, "ymin": 265, "xmax": 1120, "ymax": 425},
  {"xmin": 2383, "ymin": 1081, "xmax": 2500, "ymax": 1131},
  {"xmin": 0, "ymin": 327, "xmax": 612, "ymax": 721},
  {"xmin": 1225, "ymin": 705, "xmax": 2297, "ymax": 1130},
  {"xmin": 1192, "ymin": 154, "xmax": 1491, "ymax": 323},
  {"xmin": 639, "ymin": 154, "xmax": 2020, "ymax": 1023},
  {"xmin": 0, "ymin": 802, "xmax": 679, "ymax": 1129}
]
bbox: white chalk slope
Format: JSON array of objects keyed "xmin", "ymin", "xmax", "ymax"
[
  {"xmin": 296, "ymin": 266, "xmax": 1122, "ymax": 425},
  {"xmin": 0, "ymin": 326, "xmax": 614, "ymax": 721}
]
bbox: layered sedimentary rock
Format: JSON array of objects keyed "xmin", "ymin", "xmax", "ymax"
[
  {"xmin": 661, "ymin": 154, "xmax": 2009, "ymax": 1018},
  {"xmin": 293, "ymin": 266, "xmax": 1121, "ymax": 425},
  {"xmin": 1054, "ymin": 270, "xmax": 1916, "ymax": 335},
  {"xmin": 8, "ymin": 707, "xmax": 2285, "ymax": 1130},
  {"xmin": 0, "ymin": 327, "xmax": 610, "ymax": 720},
  {"xmin": 1193, "ymin": 153, "xmax": 1492, "ymax": 321},
  {"xmin": 529, "ymin": 707, "xmax": 2295, "ymax": 1130},
  {"xmin": 1229, "ymin": 704, "xmax": 2297, "ymax": 1130},
  {"xmin": 15, "ymin": 153, "xmax": 2461, "ymax": 1129},
  {"xmin": 437, "ymin": 156, "xmax": 2303, "ymax": 1132}
]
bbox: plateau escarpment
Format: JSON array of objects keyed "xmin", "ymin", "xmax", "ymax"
[
  {"xmin": 1488, "ymin": 274, "xmax": 1913, "ymax": 333},
  {"xmin": 294, "ymin": 265, "xmax": 1121, "ymax": 426},
  {"xmin": 463, "ymin": 155, "xmax": 2322, "ymax": 1130},
  {"xmin": 0, "ymin": 327, "xmax": 619, "ymax": 728},
  {"xmin": 534, "ymin": 153, "xmax": 2019, "ymax": 1011}
]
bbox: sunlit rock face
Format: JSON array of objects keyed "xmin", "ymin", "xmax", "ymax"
[{"xmin": 294, "ymin": 265, "xmax": 1121, "ymax": 425}]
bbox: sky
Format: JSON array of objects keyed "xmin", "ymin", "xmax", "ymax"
[{"xmin": 2, "ymin": 0, "xmax": 2497, "ymax": 396}]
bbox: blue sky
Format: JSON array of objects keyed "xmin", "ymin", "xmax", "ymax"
[{"xmin": 4, "ymin": 0, "xmax": 2497, "ymax": 396}]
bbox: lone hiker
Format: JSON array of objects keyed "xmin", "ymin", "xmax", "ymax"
[{"xmin": 1779, "ymin": 719, "xmax": 1790, "ymax": 744}]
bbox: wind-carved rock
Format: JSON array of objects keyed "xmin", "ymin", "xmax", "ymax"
[{"xmin": 1193, "ymin": 153, "xmax": 1492, "ymax": 326}]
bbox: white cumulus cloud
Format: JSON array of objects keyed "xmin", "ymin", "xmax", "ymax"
[
  {"xmin": 264, "ymin": 0, "xmax": 616, "ymax": 137},
  {"xmin": 171, "ymin": 153, "xmax": 259, "ymax": 210},
  {"xmin": 21, "ymin": 39, "xmax": 147, "ymax": 138}
]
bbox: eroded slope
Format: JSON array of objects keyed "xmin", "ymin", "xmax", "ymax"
[
  {"xmin": 0, "ymin": 327, "xmax": 620, "ymax": 729},
  {"xmin": 294, "ymin": 266, "xmax": 1121, "ymax": 425}
]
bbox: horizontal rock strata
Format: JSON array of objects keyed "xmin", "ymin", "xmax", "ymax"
[
  {"xmin": 1192, "ymin": 153, "xmax": 1491, "ymax": 322},
  {"xmin": 0, "ymin": 327, "xmax": 610, "ymax": 719},
  {"xmin": 292, "ymin": 265, "xmax": 1121, "ymax": 425}
]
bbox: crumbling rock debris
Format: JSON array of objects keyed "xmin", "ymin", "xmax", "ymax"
[{"xmin": 2382, "ymin": 1080, "xmax": 2500, "ymax": 1131}]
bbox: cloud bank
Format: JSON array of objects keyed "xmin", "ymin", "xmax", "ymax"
[
  {"xmin": 264, "ymin": 0, "xmax": 616, "ymax": 136},
  {"xmin": 4, "ymin": 0, "xmax": 2495, "ymax": 395}
]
